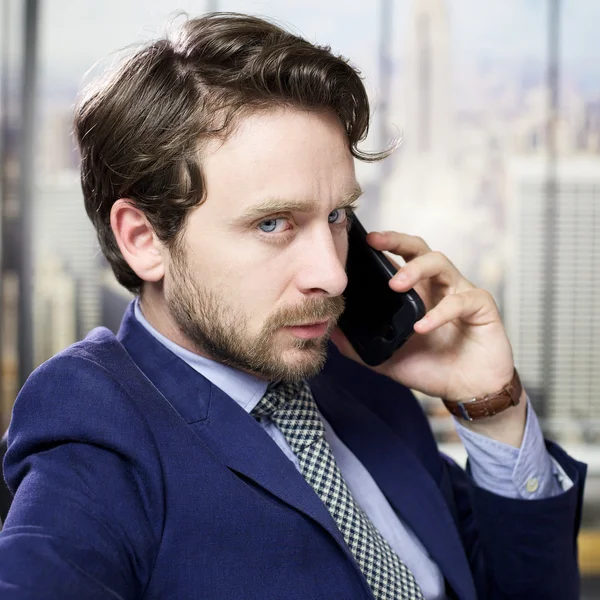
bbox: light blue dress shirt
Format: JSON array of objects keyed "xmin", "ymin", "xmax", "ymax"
[{"xmin": 133, "ymin": 300, "xmax": 570, "ymax": 600}]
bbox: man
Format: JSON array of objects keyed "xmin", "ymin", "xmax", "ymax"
[{"xmin": 0, "ymin": 13, "xmax": 585, "ymax": 600}]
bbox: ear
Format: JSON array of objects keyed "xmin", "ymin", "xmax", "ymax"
[{"xmin": 110, "ymin": 199, "xmax": 165, "ymax": 283}]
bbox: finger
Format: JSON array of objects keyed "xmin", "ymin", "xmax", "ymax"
[
  {"xmin": 390, "ymin": 250, "xmax": 470, "ymax": 294},
  {"xmin": 414, "ymin": 289, "xmax": 499, "ymax": 334},
  {"xmin": 367, "ymin": 231, "xmax": 431, "ymax": 262}
]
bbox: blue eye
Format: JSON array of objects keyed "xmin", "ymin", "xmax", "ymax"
[
  {"xmin": 258, "ymin": 218, "xmax": 284, "ymax": 233},
  {"xmin": 328, "ymin": 209, "xmax": 347, "ymax": 224}
]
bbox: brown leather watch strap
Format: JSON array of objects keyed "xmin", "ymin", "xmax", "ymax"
[{"xmin": 442, "ymin": 369, "xmax": 523, "ymax": 421}]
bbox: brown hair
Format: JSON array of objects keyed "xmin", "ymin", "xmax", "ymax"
[{"xmin": 74, "ymin": 12, "xmax": 391, "ymax": 293}]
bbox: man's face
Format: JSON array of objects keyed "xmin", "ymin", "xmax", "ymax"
[{"xmin": 163, "ymin": 107, "xmax": 360, "ymax": 381}]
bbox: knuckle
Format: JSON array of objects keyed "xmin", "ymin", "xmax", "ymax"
[
  {"xmin": 481, "ymin": 289, "xmax": 499, "ymax": 309},
  {"xmin": 477, "ymin": 288, "xmax": 494, "ymax": 303}
]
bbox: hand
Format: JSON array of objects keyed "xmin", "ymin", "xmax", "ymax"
[{"xmin": 331, "ymin": 231, "xmax": 516, "ymax": 402}]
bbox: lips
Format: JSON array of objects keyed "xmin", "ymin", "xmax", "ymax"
[
  {"xmin": 283, "ymin": 320, "xmax": 330, "ymax": 339},
  {"xmin": 289, "ymin": 320, "xmax": 329, "ymax": 328}
]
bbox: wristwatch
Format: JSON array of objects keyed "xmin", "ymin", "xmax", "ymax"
[{"xmin": 442, "ymin": 369, "xmax": 523, "ymax": 421}]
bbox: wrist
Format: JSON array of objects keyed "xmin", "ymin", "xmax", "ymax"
[
  {"xmin": 443, "ymin": 369, "xmax": 527, "ymax": 448},
  {"xmin": 457, "ymin": 390, "xmax": 528, "ymax": 448},
  {"xmin": 442, "ymin": 368, "xmax": 522, "ymax": 422}
]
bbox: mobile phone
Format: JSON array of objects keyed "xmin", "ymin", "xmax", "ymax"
[{"xmin": 337, "ymin": 215, "xmax": 426, "ymax": 366}]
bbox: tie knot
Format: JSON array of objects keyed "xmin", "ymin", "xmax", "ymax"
[
  {"xmin": 252, "ymin": 380, "xmax": 306, "ymax": 419},
  {"xmin": 251, "ymin": 379, "xmax": 325, "ymax": 453}
]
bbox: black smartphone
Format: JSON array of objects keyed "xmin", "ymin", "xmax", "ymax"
[{"xmin": 337, "ymin": 215, "xmax": 426, "ymax": 366}]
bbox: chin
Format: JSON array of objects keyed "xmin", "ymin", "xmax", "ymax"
[{"xmin": 276, "ymin": 344, "xmax": 328, "ymax": 379}]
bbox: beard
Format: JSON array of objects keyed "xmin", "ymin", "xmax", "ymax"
[{"xmin": 165, "ymin": 248, "xmax": 345, "ymax": 382}]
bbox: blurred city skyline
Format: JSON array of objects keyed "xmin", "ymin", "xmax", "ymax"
[{"xmin": 2, "ymin": 0, "xmax": 600, "ymax": 442}]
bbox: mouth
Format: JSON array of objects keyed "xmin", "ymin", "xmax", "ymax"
[{"xmin": 282, "ymin": 319, "xmax": 330, "ymax": 339}]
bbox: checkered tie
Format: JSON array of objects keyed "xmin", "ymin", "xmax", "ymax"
[{"xmin": 252, "ymin": 380, "xmax": 424, "ymax": 600}]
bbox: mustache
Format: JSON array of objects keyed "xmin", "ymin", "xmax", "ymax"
[{"xmin": 265, "ymin": 296, "xmax": 345, "ymax": 331}]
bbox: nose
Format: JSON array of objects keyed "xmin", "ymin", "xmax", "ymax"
[{"xmin": 295, "ymin": 227, "xmax": 348, "ymax": 298}]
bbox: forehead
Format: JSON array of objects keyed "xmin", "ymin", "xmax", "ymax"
[{"xmin": 199, "ymin": 107, "xmax": 358, "ymax": 214}]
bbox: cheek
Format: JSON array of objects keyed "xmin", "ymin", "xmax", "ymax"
[
  {"xmin": 185, "ymin": 229, "xmax": 295, "ymax": 319},
  {"xmin": 234, "ymin": 264, "xmax": 289, "ymax": 312},
  {"xmin": 214, "ymin": 253, "xmax": 293, "ymax": 324}
]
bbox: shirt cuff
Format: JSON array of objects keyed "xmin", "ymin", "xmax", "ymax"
[{"xmin": 453, "ymin": 396, "xmax": 572, "ymax": 499}]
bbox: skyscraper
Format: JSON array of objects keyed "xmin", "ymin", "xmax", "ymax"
[
  {"xmin": 380, "ymin": 0, "xmax": 468, "ymax": 282},
  {"xmin": 403, "ymin": 0, "xmax": 452, "ymax": 165},
  {"xmin": 33, "ymin": 257, "xmax": 76, "ymax": 367},
  {"xmin": 32, "ymin": 170, "xmax": 101, "ymax": 365},
  {"xmin": 505, "ymin": 155, "xmax": 600, "ymax": 441}
]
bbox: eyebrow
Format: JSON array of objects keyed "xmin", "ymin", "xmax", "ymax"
[{"xmin": 237, "ymin": 183, "xmax": 364, "ymax": 222}]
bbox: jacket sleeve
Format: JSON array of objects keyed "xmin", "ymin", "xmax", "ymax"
[
  {"xmin": 0, "ymin": 353, "xmax": 165, "ymax": 600},
  {"xmin": 442, "ymin": 440, "xmax": 586, "ymax": 600}
]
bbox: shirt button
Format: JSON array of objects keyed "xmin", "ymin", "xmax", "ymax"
[{"xmin": 526, "ymin": 477, "xmax": 539, "ymax": 493}]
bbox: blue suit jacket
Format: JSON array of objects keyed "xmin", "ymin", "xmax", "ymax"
[{"xmin": 0, "ymin": 304, "xmax": 586, "ymax": 599}]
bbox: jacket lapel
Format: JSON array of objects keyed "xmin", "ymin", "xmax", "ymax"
[
  {"xmin": 117, "ymin": 303, "xmax": 373, "ymax": 596},
  {"xmin": 190, "ymin": 384, "xmax": 353, "ymax": 551},
  {"xmin": 311, "ymin": 374, "xmax": 477, "ymax": 600}
]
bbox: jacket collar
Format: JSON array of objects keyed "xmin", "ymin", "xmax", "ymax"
[{"xmin": 118, "ymin": 301, "xmax": 210, "ymax": 423}]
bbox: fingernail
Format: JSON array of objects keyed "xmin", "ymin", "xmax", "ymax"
[{"xmin": 395, "ymin": 271, "xmax": 407, "ymax": 281}]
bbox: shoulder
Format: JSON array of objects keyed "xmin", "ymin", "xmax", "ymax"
[
  {"xmin": 7, "ymin": 327, "xmax": 163, "ymax": 489},
  {"xmin": 22, "ymin": 326, "xmax": 130, "ymax": 380},
  {"xmin": 15, "ymin": 326, "xmax": 151, "ymax": 415},
  {"xmin": 11, "ymin": 328, "xmax": 141, "ymax": 429}
]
